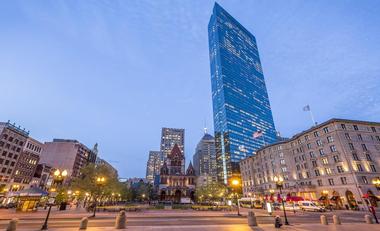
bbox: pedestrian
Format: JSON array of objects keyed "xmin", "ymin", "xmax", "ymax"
[{"xmin": 369, "ymin": 206, "xmax": 379, "ymax": 224}]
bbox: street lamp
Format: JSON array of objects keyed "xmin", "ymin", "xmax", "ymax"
[
  {"xmin": 274, "ymin": 176, "xmax": 289, "ymax": 225},
  {"xmin": 231, "ymin": 178, "xmax": 241, "ymax": 216},
  {"xmin": 41, "ymin": 169, "xmax": 67, "ymax": 230},
  {"xmin": 91, "ymin": 176, "xmax": 106, "ymax": 217},
  {"xmin": 373, "ymin": 178, "xmax": 380, "ymax": 190}
]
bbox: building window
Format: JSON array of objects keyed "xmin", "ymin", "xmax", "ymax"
[
  {"xmin": 318, "ymin": 179, "xmax": 323, "ymax": 186},
  {"xmin": 330, "ymin": 145, "xmax": 337, "ymax": 152},
  {"xmin": 345, "ymin": 133, "xmax": 351, "ymax": 140},
  {"xmin": 315, "ymin": 169, "xmax": 320, "ymax": 176},
  {"xmin": 316, "ymin": 140, "xmax": 322, "ymax": 146},
  {"xmin": 348, "ymin": 143, "xmax": 355, "ymax": 150},
  {"xmin": 352, "ymin": 153, "xmax": 359, "ymax": 160},
  {"xmin": 376, "ymin": 136, "xmax": 380, "ymax": 142},
  {"xmin": 314, "ymin": 131, "xmax": 320, "ymax": 137},
  {"xmin": 341, "ymin": 124, "xmax": 346, "ymax": 130},
  {"xmin": 353, "ymin": 125, "xmax": 358, "ymax": 131},
  {"xmin": 361, "ymin": 144, "xmax": 368, "ymax": 151},
  {"xmin": 307, "ymin": 143, "xmax": 312, "ymax": 149},
  {"xmin": 322, "ymin": 158, "xmax": 329, "ymax": 165},
  {"xmin": 323, "ymin": 127, "xmax": 329, "ymax": 133},
  {"xmin": 362, "ymin": 176, "xmax": 368, "ymax": 184},
  {"xmin": 366, "ymin": 154, "xmax": 372, "ymax": 161},
  {"xmin": 319, "ymin": 149, "xmax": 325, "ymax": 156},
  {"xmin": 312, "ymin": 160, "xmax": 318, "ymax": 167},
  {"xmin": 328, "ymin": 179, "xmax": 335, "ymax": 185},
  {"xmin": 337, "ymin": 166, "xmax": 344, "ymax": 173},
  {"xmin": 371, "ymin": 127, "xmax": 377, "ymax": 132},
  {"xmin": 280, "ymin": 159, "xmax": 285, "ymax": 165},
  {"xmin": 309, "ymin": 151, "xmax": 315, "ymax": 158},
  {"xmin": 326, "ymin": 168, "xmax": 332, "ymax": 175},
  {"xmin": 370, "ymin": 165, "xmax": 377, "ymax": 172},
  {"xmin": 358, "ymin": 134, "xmax": 363, "ymax": 141},
  {"xmin": 327, "ymin": 136, "xmax": 334, "ymax": 143},
  {"xmin": 333, "ymin": 155, "xmax": 340, "ymax": 162},
  {"xmin": 356, "ymin": 163, "xmax": 364, "ymax": 172},
  {"xmin": 341, "ymin": 177, "xmax": 347, "ymax": 185},
  {"xmin": 305, "ymin": 135, "xmax": 309, "ymax": 141}
]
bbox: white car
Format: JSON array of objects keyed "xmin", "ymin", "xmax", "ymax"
[
  {"xmin": 280, "ymin": 203, "xmax": 301, "ymax": 211},
  {"xmin": 298, "ymin": 201, "xmax": 325, "ymax": 212}
]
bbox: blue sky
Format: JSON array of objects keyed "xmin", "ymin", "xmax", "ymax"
[{"xmin": 1, "ymin": 0, "xmax": 379, "ymax": 178}]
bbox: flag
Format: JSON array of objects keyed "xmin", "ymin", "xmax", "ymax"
[
  {"xmin": 303, "ymin": 105, "xmax": 310, "ymax": 111},
  {"xmin": 253, "ymin": 130, "xmax": 263, "ymax": 138}
]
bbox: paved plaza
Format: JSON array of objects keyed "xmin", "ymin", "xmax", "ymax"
[{"xmin": 1, "ymin": 208, "xmax": 379, "ymax": 230}]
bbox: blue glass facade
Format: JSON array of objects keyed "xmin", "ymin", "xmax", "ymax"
[{"xmin": 208, "ymin": 3, "xmax": 277, "ymax": 184}]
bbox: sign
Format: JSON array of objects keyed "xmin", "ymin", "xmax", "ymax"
[
  {"xmin": 48, "ymin": 198, "xmax": 55, "ymax": 204},
  {"xmin": 180, "ymin": 197, "xmax": 191, "ymax": 204}
]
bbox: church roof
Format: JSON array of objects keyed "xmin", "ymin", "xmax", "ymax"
[
  {"xmin": 167, "ymin": 144, "xmax": 183, "ymax": 159},
  {"xmin": 186, "ymin": 161, "xmax": 195, "ymax": 176}
]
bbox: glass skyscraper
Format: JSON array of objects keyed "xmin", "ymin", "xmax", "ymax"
[{"xmin": 208, "ymin": 3, "xmax": 277, "ymax": 184}]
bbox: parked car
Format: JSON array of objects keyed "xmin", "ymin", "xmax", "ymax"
[
  {"xmin": 280, "ymin": 203, "xmax": 301, "ymax": 211},
  {"xmin": 298, "ymin": 201, "xmax": 325, "ymax": 212}
]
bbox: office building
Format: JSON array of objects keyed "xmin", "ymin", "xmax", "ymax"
[
  {"xmin": 0, "ymin": 121, "xmax": 29, "ymax": 193},
  {"xmin": 208, "ymin": 3, "xmax": 277, "ymax": 184},
  {"xmin": 160, "ymin": 128, "xmax": 185, "ymax": 173},
  {"xmin": 146, "ymin": 151, "xmax": 163, "ymax": 184},
  {"xmin": 193, "ymin": 133, "xmax": 217, "ymax": 177},
  {"xmin": 40, "ymin": 139, "xmax": 95, "ymax": 178},
  {"xmin": 240, "ymin": 118, "xmax": 380, "ymax": 209},
  {"xmin": 10, "ymin": 137, "xmax": 42, "ymax": 191}
]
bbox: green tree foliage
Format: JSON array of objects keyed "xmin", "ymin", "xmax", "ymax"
[
  {"xmin": 195, "ymin": 182, "xmax": 228, "ymax": 202},
  {"xmin": 71, "ymin": 163, "xmax": 122, "ymax": 200}
]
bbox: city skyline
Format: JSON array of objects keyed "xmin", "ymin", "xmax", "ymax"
[{"xmin": 1, "ymin": 0, "xmax": 380, "ymax": 178}]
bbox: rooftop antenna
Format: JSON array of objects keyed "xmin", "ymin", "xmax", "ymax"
[{"xmin": 203, "ymin": 118, "xmax": 207, "ymax": 134}]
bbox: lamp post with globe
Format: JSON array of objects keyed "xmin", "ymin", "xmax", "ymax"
[
  {"xmin": 41, "ymin": 169, "xmax": 68, "ymax": 230},
  {"xmin": 274, "ymin": 175, "xmax": 289, "ymax": 225}
]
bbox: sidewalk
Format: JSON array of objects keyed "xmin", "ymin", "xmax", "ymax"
[
  {"xmin": 13, "ymin": 223, "xmax": 380, "ymax": 231},
  {"xmin": 0, "ymin": 209, "xmax": 243, "ymax": 220}
]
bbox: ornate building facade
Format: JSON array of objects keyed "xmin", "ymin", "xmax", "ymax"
[{"xmin": 158, "ymin": 144, "xmax": 196, "ymax": 203}]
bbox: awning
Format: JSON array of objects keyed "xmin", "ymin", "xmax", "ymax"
[
  {"xmin": 11, "ymin": 187, "xmax": 48, "ymax": 197},
  {"xmin": 287, "ymin": 196, "xmax": 304, "ymax": 202}
]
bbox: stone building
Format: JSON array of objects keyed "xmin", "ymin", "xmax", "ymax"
[
  {"xmin": 240, "ymin": 118, "xmax": 380, "ymax": 209},
  {"xmin": 158, "ymin": 144, "xmax": 196, "ymax": 203},
  {"xmin": 10, "ymin": 137, "xmax": 42, "ymax": 191},
  {"xmin": 40, "ymin": 139, "xmax": 96, "ymax": 178},
  {"xmin": 0, "ymin": 121, "xmax": 29, "ymax": 194}
]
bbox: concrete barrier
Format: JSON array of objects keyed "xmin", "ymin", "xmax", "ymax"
[
  {"xmin": 247, "ymin": 210, "xmax": 257, "ymax": 227},
  {"xmin": 79, "ymin": 217, "xmax": 88, "ymax": 230},
  {"xmin": 6, "ymin": 218, "xmax": 18, "ymax": 231},
  {"xmin": 320, "ymin": 215, "xmax": 328, "ymax": 225},
  {"xmin": 115, "ymin": 210, "xmax": 127, "ymax": 229},
  {"xmin": 365, "ymin": 214, "xmax": 373, "ymax": 224},
  {"xmin": 333, "ymin": 215, "xmax": 341, "ymax": 225}
]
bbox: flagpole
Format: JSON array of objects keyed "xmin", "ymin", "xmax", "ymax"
[
  {"xmin": 261, "ymin": 131, "xmax": 266, "ymax": 146},
  {"xmin": 309, "ymin": 110, "xmax": 316, "ymax": 126}
]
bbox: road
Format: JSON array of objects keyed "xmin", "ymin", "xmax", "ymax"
[{"xmin": 0, "ymin": 208, "xmax": 377, "ymax": 230}]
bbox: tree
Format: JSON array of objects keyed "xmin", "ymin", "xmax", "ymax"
[
  {"xmin": 195, "ymin": 182, "xmax": 228, "ymax": 203},
  {"xmin": 70, "ymin": 163, "xmax": 122, "ymax": 203}
]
